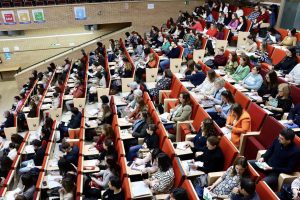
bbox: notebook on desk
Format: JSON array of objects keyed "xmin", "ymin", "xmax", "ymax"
[{"xmin": 131, "ymin": 181, "xmax": 152, "ymax": 198}]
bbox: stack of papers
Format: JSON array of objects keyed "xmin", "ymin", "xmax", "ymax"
[
  {"xmin": 130, "ymin": 163, "xmax": 146, "ymax": 171},
  {"xmin": 48, "ymin": 175, "xmax": 62, "ymax": 189},
  {"xmin": 160, "ymin": 112, "xmax": 170, "ymax": 122},
  {"xmin": 87, "ymin": 109, "xmax": 98, "ymax": 117}
]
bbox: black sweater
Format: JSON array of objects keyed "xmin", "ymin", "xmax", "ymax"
[
  {"xmin": 288, "ymin": 104, "xmax": 300, "ymax": 126},
  {"xmin": 195, "ymin": 146, "xmax": 224, "ymax": 173},
  {"xmin": 263, "ymin": 139, "xmax": 300, "ymax": 174},
  {"xmin": 145, "ymin": 134, "xmax": 159, "ymax": 150}
]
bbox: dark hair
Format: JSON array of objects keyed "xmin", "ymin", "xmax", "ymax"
[
  {"xmin": 240, "ymin": 55, "xmax": 250, "ymax": 67},
  {"xmin": 231, "ymin": 156, "xmax": 248, "ymax": 176},
  {"xmin": 21, "ymin": 173, "xmax": 34, "ymax": 187},
  {"xmin": 221, "ymin": 90, "xmax": 235, "ymax": 104},
  {"xmin": 147, "ymin": 124, "xmax": 157, "ymax": 133},
  {"xmin": 61, "ymin": 142, "xmax": 71, "ymax": 151},
  {"xmin": 290, "ymin": 28, "xmax": 296, "ymax": 36},
  {"xmin": 207, "ymin": 136, "xmax": 220, "ymax": 146},
  {"xmin": 106, "ymin": 155, "xmax": 120, "ymax": 176},
  {"xmin": 266, "ymin": 70, "xmax": 278, "ymax": 88},
  {"xmin": 100, "ymin": 95, "xmax": 109, "ymax": 104},
  {"xmin": 207, "ymin": 69, "xmax": 217, "ymax": 82},
  {"xmin": 104, "ymin": 138, "xmax": 114, "ymax": 150},
  {"xmin": 164, "ymin": 69, "xmax": 173, "ymax": 78},
  {"xmin": 109, "ymin": 176, "xmax": 122, "ymax": 189},
  {"xmin": 151, "ymin": 148, "xmax": 162, "ymax": 163},
  {"xmin": 32, "ymin": 139, "xmax": 41, "ymax": 147},
  {"xmin": 171, "ymin": 188, "xmax": 189, "ymax": 199},
  {"xmin": 180, "ymin": 92, "xmax": 191, "ymax": 106},
  {"xmin": 231, "ymin": 103, "xmax": 243, "ymax": 120},
  {"xmin": 44, "ymin": 116, "xmax": 54, "ymax": 129},
  {"xmin": 9, "ymin": 142, "xmax": 16, "ymax": 149},
  {"xmin": 71, "ymin": 107, "xmax": 79, "ymax": 115},
  {"xmin": 58, "ymin": 157, "xmax": 76, "ymax": 175},
  {"xmin": 11, "ymin": 134, "xmax": 24, "ymax": 146},
  {"xmin": 280, "ymin": 128, "xmax": 295, "ymax": 141},
  {"xmin": 240, "ymin": 178, "xmax": 256, "ymax": 196},
  {"xmin": 14, "ymin": 96, "xmax": 21, "ymax": 101},
  {"xmin": 253, "ymin": 65, "xmax": 261, "ymax": 73},
  {"xmin": 62, "ymin": 177, "xmax": 75, "ymax": 193},
  {"xmin": 202, "ymin": 118, "xmax": 216, "ymax": 137},
  {"xmin": 287, "ymin": 47, "xmax": 297, "ymax": 58},
  {"xmin": 157, "ymin": 153, "xmax": 171, "ymax": 172},
  {"xmin": 102, "ymin": 124, "xmax": 115, "ymax": 138}
]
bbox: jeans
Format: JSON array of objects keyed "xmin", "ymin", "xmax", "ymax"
[
  {"xmin": 19, "ymin": 159, "xmax": 35, "ymax": 175},
  {"xmin": 159, "ymin": 59, "xmax": 170, "ymax": 71},
  {"xmin": 127, "ymin": 145, "xmax": 142, "ymax": 161},
  {"xmin": 248, "ymin": 160, "xmax": 279, "ymax": 190},
  {"xmin": 59, "ymin": 126, "xmax": 69, "ymax": 141}
]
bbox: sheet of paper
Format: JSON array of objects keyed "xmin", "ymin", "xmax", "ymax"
[
  {"xmin": 131, "ymin": 163, "xmax": 146, "ymax": 171},
  {"xmin": 23, "ymin": 145, "xmax": 35, "ymax": 154},
  {"xmin": 203, "ymin": 187, "xmax": 213, "ymax": 200},
  {"xmin": 131, "ymin": 181, "xmax": 152, "ymax": 198},
  {"xmin": 176, "ymin": 142, "xmax": 188, "ymax": 150}
]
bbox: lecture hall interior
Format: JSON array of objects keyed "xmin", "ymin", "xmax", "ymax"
[{"xmin": 0, "ymin": 0, "xmax": 299, "ymax": 199}]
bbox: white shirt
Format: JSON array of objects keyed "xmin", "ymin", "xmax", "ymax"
[
  {"xmin": 236, "ymin": 9, "xmax": 244, "ymax": 18},
  {"xmin": 8, "ymin": 148, "xmax": 17, "ymax": 161},
  {"xmin": 288, "ymin": 64, "xmax": 300, "ymax": 85}
]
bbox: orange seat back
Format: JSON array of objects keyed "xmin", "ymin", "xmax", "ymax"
[
  {"xmin": 172, "ymin": 157, "xmax": 186, "ymax": 187},
  {"xmin": 247, "ymin": 103, "xmax": 267, "ymax": 131},
  {"xmin": 234, "ymin": 91, "xmax": 250, "ymax": 109},
  {"xmin": 256, "ymin": 181, "xmax": 280, "ymax": 200},
  {"xmin": 220, "ymin": 136, "xmax": 238, "ymax": 170},
  {"xmin": 182, "ymin": 179, "xmax": 200, "ymax": 200},
  {"xmin": 270, "ymin": 48, "xmax": 286, "ymax": 65}
]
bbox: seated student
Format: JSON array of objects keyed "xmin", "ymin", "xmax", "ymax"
[
  {"xmin": 65, "ymin": 81, "xmax": 85, "ymax": 111},
  {"xmin": 144, "ymin": 153, "xmax": 175, "ymax": 194},
  {"xmin": 227, "ymin": 13, "xmax": 239, "ymax": 31},
  {"xmin": 15, "ymin": 174, "xmax": 35, "ymax": 200},
  {"xmin": 226, "ymin": 104, "xmax": 251, "ymax": 148},
  {"xmin": 159, "ymin": 41, "xmax": 181, "ymax": 71},
  {"xmin": 222, "ymin": 51, "xmax": 239, "ymax": 75},
  {"xmin": 252, "ymin": 42, "xmax": 272, "ymax": 65},
  {"xmin": 206, "ymin": 24, "xmax": 225, "ymax": 56},
  {"xmin": 286, "ymin": 63, "xmax": 300, "ymax": 85},
  {"xmin": 165, "ymin": 92, "xmax": 192, "ymax": 130},
  {"xmin": 185, "ymin": 63, "xmax": 206, "ymax": 87},
  {"xmin": 183, "ymin": 29, "xmax": 197, "ymax": 59},
  {"xmin": 12, "ymin": 95, "xmax": 24, "ymax": 113},
  {"xmin": 40, "ymin": 117, "xmax": 54, "ymax": 144},
  {"xmin": 190, "ymin": 17, "xmax": 204, "ymax": 32},
  {"xmin": 0, "ymin": 110, "xmax": 14, "ymax": 138},
  {"xmin": 235, "ymin": 6, "xmax": 244, "ymax": 18},
  {"xmin": 241, "ymin": 65, "xmax": 263, "ymax": 90},
  {"xmin": 231, "ymin": 55, "xmax": 251, "ymax": 82},
  {"xmin": 161, "ymin": 36, "xmax": 171, "ymax": 54},
  {"xmin": 134, "ymin": 148, "xmax": 161, "ymax": 174},
  {"xmin": 217, "ymin": 12, "xmax": 225, "ymax": 24},
  {"xmin": 11, "ymin": 134, "xmax": 24, "ymax": 149},
  {"xmin": 287, "ymin": 103, "xmax": 300, "ymax": 130},
  {"xmin": 85, "ymin": 156, "xmax": 120, "ymax": 197},
  {"xmin": 58, "ymin": 107, "xmax": 82, "ymax": 142},
  {"xmin": 98, "ymin": 104, "xmax": 113, "ymax": 125},
  {"xmin": 7, "ymin": 143, "xmax": 17, "ymax": 161},
  {"xmin": 58, "ymin": 157, "xmax": 77, "ymax": 181},
  {"xmin": 127, "ymin": 124, "xmax": 159, "ymax": 161},
  {"xmin": 149, "ymin": 69, "xmax": 172, "ymax": 103},
  {"xmin": 58, "ymin": 177, "xmax": 75, "ymax": 200},
  {"xmin": 280, "ymin": 28, "xmax": 297, "ymax": 47},
  {"xmin": 206, "ymin": 48, "xmax": 228, "ymax": 69},
  {"xmin": 257, "ymin": 70, "xmax": 278, "ymax": 99},
  {"xmin": 236, "ymin": 35, "xmax": 258, "ymax": 55},
  {"xmin": 247, "ymin": 5, "xmax": 260, "ymax": 23},
  {"xmin": 92, "ymin": 124, "xmax": 115, "ymax": 153},
  {"xmin": 192, "ymin": 69, "xmax": 217, "ymax": 96},
  {"xmin": 167, "ymin": 188, "xmax": 189, "ymax": 200},
  {"xmin": 27, "ymin": 101, "xmax": 37, "ymax": 118},
  {"xmin": 263, "ymin": 27, "xmax": 282, "ymax": 44},
  {"xmin": 265, "ymin": 83, "xmax": 293, "ymax": 120},
  {"xmin": 249, "ymin": 129, "xmax": 300, "ymax": 190},
  {"xmin": 98, "ymin": 138, "xmax": 118, "ymax": 162},
  {"xmin": 102, "ymin": 176, "xmax": 125, "ymax": 200},
  {"xmin": 186, "ymin": 118, "xmax": 217, "ymax": 152},
  {"xmin": 191, "ymin": 136, "xmax": 224, "ymax": 173},
  {"xmin": 230, "ymin": 178, "xmax": 259, "ymax": 200},
  {"xmin": 207, "ymin": 157, "xmax": 248, "ymax": 199},
  {"xmin": 0, "ymin": 156, "xmax": 13, "ymax": 186},
  {"xmin": 122, "ymin": 89, "xmax": 143, "ymax": 117},
  {"xmin": 60, "ymin": 141, "xmax": 79, "ymax": 166},
  {"xmin": 52, "ymin": 92, "xmax": 60, "ymax": 109},
  {"xmin": 127, "ymin": 98, "xmax": 147, "ymax": 124},
  {"xmin": 183, "ymin": 60, "xmax": 195, "ymax": 76},
  {"xmin": 131, "ymin": 111, "xmax": 152, "ymax": 139},
  {"xmin": 273, "ymin": 47, "xmax": 298, "ymax": 74},
  {"xmin": 207, "ymin": 90, "xmax": 235, "ymax": 127},
  {"xmin": 19, "ymin": 139, "xmax": 45, "ymax": 175},
  {"xmin": 204, "ymin": 77, "xmax": 226, "ymax": 105}
]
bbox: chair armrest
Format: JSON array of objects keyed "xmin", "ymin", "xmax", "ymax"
[
  {"xmin": 207, "ymin": 171, "xmax": 225, "ymax": 186},
  {"xmin": 239, "ymin": 131, "xmax": 260, "ymax": 155},
  {"xmin": 278, "ymin": 172, "xmax": 300, "ymax": 190},
  {"xmin": 256, "ymin": 150, "xmax": 267, "ymax": 160},
  {"xmin": 281, "ymin": 113, "xmax": 289, "ymax": 120},
  {"xmin": 185, "ymin": 134, "xmax": 196, "ymax": 141},
  {"xmin": 176, "ymin": 120, "xmax": 194, "ymax": 142},
  {"xmin": 163, "ymin": 98, "xmax": 178, "ymax": 112},
  {"xmin": 155, "ymin": 194, "xmax": 170, "ymax": 200},
  {"xmin": 159, "ymin": 90, "xmax": 171, "ymax": 104}
]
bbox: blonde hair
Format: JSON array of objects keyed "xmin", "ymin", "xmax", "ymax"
[{"xmin": 278, "ymin": 83, "xmax": 290, "ymax": 98}]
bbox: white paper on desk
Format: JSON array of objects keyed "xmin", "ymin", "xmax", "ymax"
[
  {"xmin": 43, "ymin": 98, "xmax": 52, "ymax": 103},
  {"xmin": 234, "ymin": 84, "xmax": 246, "ymax": 91},
  {"xmin": 87, "ymin": 109, "xmax": 98, "ymax": 116},
  {"xmin": 160, "ymin": 112, "xmax": 170, "ymax": 122},
  {"xmin": 49, "ymin": 159, "xmax": 58, "ymax": 167},
  {"xmin": 221, "ymin": 127, "xmax": 231, "ymax": 139},
  {"xmin": 86, "ymin": 120, "xmax": 98, "ymax": 127},
  {"xmin": 4, "ymin": 187, "xmax": 22, "ymax": 199},
  {"xmin": 24, "ymin": 145, "xmax": 35, "ymax": 154},
  {"xmin": 176, "ymin": 142, "xmax": 188, "ymax": 150},
  {"xmin": 255, "ymin": 162, "xmax": 270, "ymax": 170},
  {"xmin": 48, "ymin": 180, "xmax": 62, "ymax": 189},
  {"xmin": 203, "ymin": 187, "xmax": 213, "ymax": 200},
  {"xmin": 83, "ymin": 159, "xmax": 99, "ymax": 167},
  {"xmin": 131, "ymin": 163, "xmax": 145, "ymax": 171},
  {"xmin": 131, "ymin": 181, "xmax": 152, "ymax": 197},
  {"xmin": 41, "ymin": 104, "xmax": 51, "ymax": 110}
]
